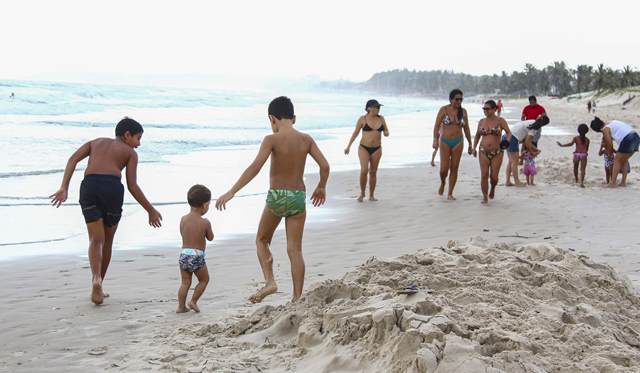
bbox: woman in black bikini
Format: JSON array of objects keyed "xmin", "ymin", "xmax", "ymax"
[
  {"xmin": 472, "ymin": 100, "xmax": 512, "ymax": 204},
  {"xmin": 433, "ymin": 89, "xmax": 473, "ymax": 200},
  {"xmin": 345, "ymin": 99, "xmax": 389, "ymax": 202}
]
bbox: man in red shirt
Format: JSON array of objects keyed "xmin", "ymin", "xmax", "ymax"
[{"xmin": 521, "ymin": 95, "xmax": 547, "ymax": 145}]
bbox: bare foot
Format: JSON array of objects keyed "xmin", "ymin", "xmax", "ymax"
[
  {"xmin": 176, "ymin": 305, "xmax": 189, "ymax": 313},
  {"xmin": 431, "ymin": 161, "xmax": 436, "ymax": 167},
  {"xmin": 187, "ymin": 301, "xmax": 200, "ymax": 313},
  {"xmin": 291, "ymin": 295, "xmax": 301, "ymax": 303},
  {"xmin": 249, "ymin": 282, "xmax": 277, "ymax": 304},
  {"xmin": 447, "ymin": 194, "xmax": 456, "ymax": 201},
  {"xmin": 357, "ymin": 195, "xmax": 364, "ymax": 203},
  {"xmin": 91, "ymin": 281, "xmax": 104, "ymax": 305},
  {"xmin": 515, "ymin": 183, "xmax": 526, "ymax": 188},
  {"xmin": 620, "ymin": 183, "xmax": 627, "ymax": 187},
  {"xmin": 102, "ymin": 291, "xmax": 110, "ymax": 298},
  {"xmin": 369, "ymin": 196, "xmax": 378, "ymax": 202},
  {"xmin": 580, "ymin": 183, "xmax": 585, "ymax": 188},
  {"xmin": 481, "ymin": 197, "xmax": 488, "ymax": 204},
  {"xmin": 489, "ymin": 186, "xmax": 496, "ymax": 199},
  {"xmin": 505, "ymin": 182, "xmax": 514, "ymax": 187},
  {"xmin": 438, "ymin": 182, "xmax": 445, "ymax": 195}
]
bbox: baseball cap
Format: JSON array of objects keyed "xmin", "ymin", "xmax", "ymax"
[{"xmin": 365, "ymin": 99, "xmax": 383, "ymax": 109}]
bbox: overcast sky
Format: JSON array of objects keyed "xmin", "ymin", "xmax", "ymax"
[{"xmin": 2, "ymin": 0, "xmax": 638, "ymax": 83}]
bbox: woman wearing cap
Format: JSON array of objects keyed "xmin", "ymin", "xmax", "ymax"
[
  {"xmin": 590, "ymin": 117, "xmax": 639, "ymax": 187},
  {"xmin": 345, "ymin": 99, "xmax": 389, "ymax": 202},
  {"xmin": 433, "ymin": 89, "xmax": 473, "ymax": 200}
]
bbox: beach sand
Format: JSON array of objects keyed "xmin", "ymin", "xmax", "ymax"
[{"xmin": 1, "ymin": 95, "xmax": 639, "ymax": 372}]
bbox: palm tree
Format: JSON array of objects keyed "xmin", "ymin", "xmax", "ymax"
[
  {"xmin": 575, "ymin": 65, "xmax": 593, "ymax": 93},
  {"xmin": 595, "ymin": 64, "xmax": 606, "ymax": 91},
  {"xmin": 622, "ymin": 65, "xmax": 635, "ymax": 88}
]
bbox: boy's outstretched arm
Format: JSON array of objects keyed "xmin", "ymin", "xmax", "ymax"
[
  {"xmin": 125, "ymin": 151, "xmax": 162, "ymax": 227},
  {"xmin": 309, "ymin": 138, "xmax": 330, "ymax": 207},
  {"xmin": 216, "ymin": 136, "xmax": 273, "ymax": 210},
  {"xmin": 205, "ymin": 219, "xmax": 214, "ymax": 241},
  {"xmin": 50, "ymin": 141, "xmax": 91, "ymax": 208}
]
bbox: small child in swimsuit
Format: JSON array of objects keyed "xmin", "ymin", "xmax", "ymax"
[
  {"xmin": 600, "ymin": 147, "xmax": 631, "ymax": 185},
  {"xmin": 522, "ymin": 150, "xmax": 537, "ymax": 185},
  {"xmin": 177, "ymin": 184, "xmax": 214, "ymax": 313},
  {"xmin": 601, "ymin": 147, "xmax": 614, "ymax": 184},
  {"xmin": 216, "ymin": 96, "xmax": 330, "ymax": 304},
  {"xmin": 557, "ymin": 123, "xmax": 590, "ymax": 187}
]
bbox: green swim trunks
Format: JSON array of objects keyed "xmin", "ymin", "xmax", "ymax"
[{"xmin": 266, "ymin": 189, "xmax": 306, "ymax": 218}]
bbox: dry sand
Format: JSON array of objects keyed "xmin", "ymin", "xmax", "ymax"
[
  {"xmin": 147, "ymin": 240, "xmax": 640, "ymax": 373},
  {"xmin": 1, "ymin": 94, "xmax": 639, "ymax": 372}
]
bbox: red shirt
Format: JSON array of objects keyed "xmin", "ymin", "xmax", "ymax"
[{"xmin": 522, "ymin": 104, "xmax": 546, "ymax": 120}]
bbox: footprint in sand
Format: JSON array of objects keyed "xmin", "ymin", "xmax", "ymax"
[{"xmin": 88, "ymin": 346, "xmax": 108, "ymax": 356}]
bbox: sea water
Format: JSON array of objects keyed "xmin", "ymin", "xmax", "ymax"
[{"xmin": 0, "ymin": 79, "xmax": 501, "ymax": 259}]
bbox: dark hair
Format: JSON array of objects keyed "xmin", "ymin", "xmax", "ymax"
[
  {"xmin": 187, "ymin": 184, "xmax": 211, "ymax": 207},
  {"xmin": 590, "ymin": 117, "xmax": 605, "ymax": 132},
  {"xmin": 528, "ymin": 95, "xmax": 537, "ymax": 102},
  {"xmin": 449, "ymin": 89, "xmax": 463, "ymax": 101},
  {"xmin": 577, "ymin": 123, "xmax": 589, "ymax": 138},
  {"xmin": 115, "ymin": 117, "xmax": 143, "ymax": 137},
  {"xmin": 268, "ymin": 96, "xmax": 294, "ymax": 120},
  {"xmin": 484, "ymin": 100, "xmax": 497, "ymax": 109}
]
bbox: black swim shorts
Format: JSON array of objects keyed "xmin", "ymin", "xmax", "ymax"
[{"xmin": 79, "ymin": 174, "xmax": 125, "ymax": 227}]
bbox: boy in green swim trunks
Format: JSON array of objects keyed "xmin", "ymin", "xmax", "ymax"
[{"xmin": 216, "ymin": 96, "xmax": 330, "ymax": 303}]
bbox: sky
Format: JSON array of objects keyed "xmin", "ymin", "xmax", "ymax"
[{"xmin": 2, "ymin": 0, "xmax": 639, "ymax": 84}]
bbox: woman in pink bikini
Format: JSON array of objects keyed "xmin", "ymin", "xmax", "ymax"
[{"xmin": 557, "ymin": 124, "xmax": 590, "ymax": 187}]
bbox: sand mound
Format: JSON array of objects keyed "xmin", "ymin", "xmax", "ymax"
[
  {"xmin": 538, "ymin": 157, "xmax": 637, "ymax": 189},
  {"xmin": 147, "ymin": 240, "xmax": 640, "ymax": 372},
  {"xmin": 538, "ymin": 157, "xmax": 596, "ymax": 187}
]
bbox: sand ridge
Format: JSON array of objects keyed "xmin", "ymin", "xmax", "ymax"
[{"xmin": 139, "ymin": 239, "xmax": 640, "ymax": 373}]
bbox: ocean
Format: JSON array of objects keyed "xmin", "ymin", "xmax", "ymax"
[
  {"xmin": 2, "ymin": 79, "xmax": 571, "ymax": 259},
  {"xmin": 0, "ymin": 79, "xmax": 454, "ymax": 259}
]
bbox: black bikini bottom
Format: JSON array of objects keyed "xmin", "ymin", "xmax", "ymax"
[{"xmin": 360, "ymin": 144, "xmax": 381, "ymax": 155}]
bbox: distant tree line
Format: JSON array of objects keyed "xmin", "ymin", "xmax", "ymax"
[{"xmin": 339, "ymin": 62, "xmax": 640, "ymax": 97}]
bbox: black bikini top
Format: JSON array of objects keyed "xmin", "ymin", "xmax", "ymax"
[{"xmin": 363, "ymin": 121, "xmax": 384, "ymax": 132}]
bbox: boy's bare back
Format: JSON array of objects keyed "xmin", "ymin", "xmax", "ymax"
[
  {"xmin": 180, "ymin": 214, "xmax": 213, "ymax": 250},
  {"xmin": 85, "ymin": 138, "xmax": 135, "ymax": 177},
  {"xmin": 267, "ymin": 129, "xmax": 315, "ymax": 191}
]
